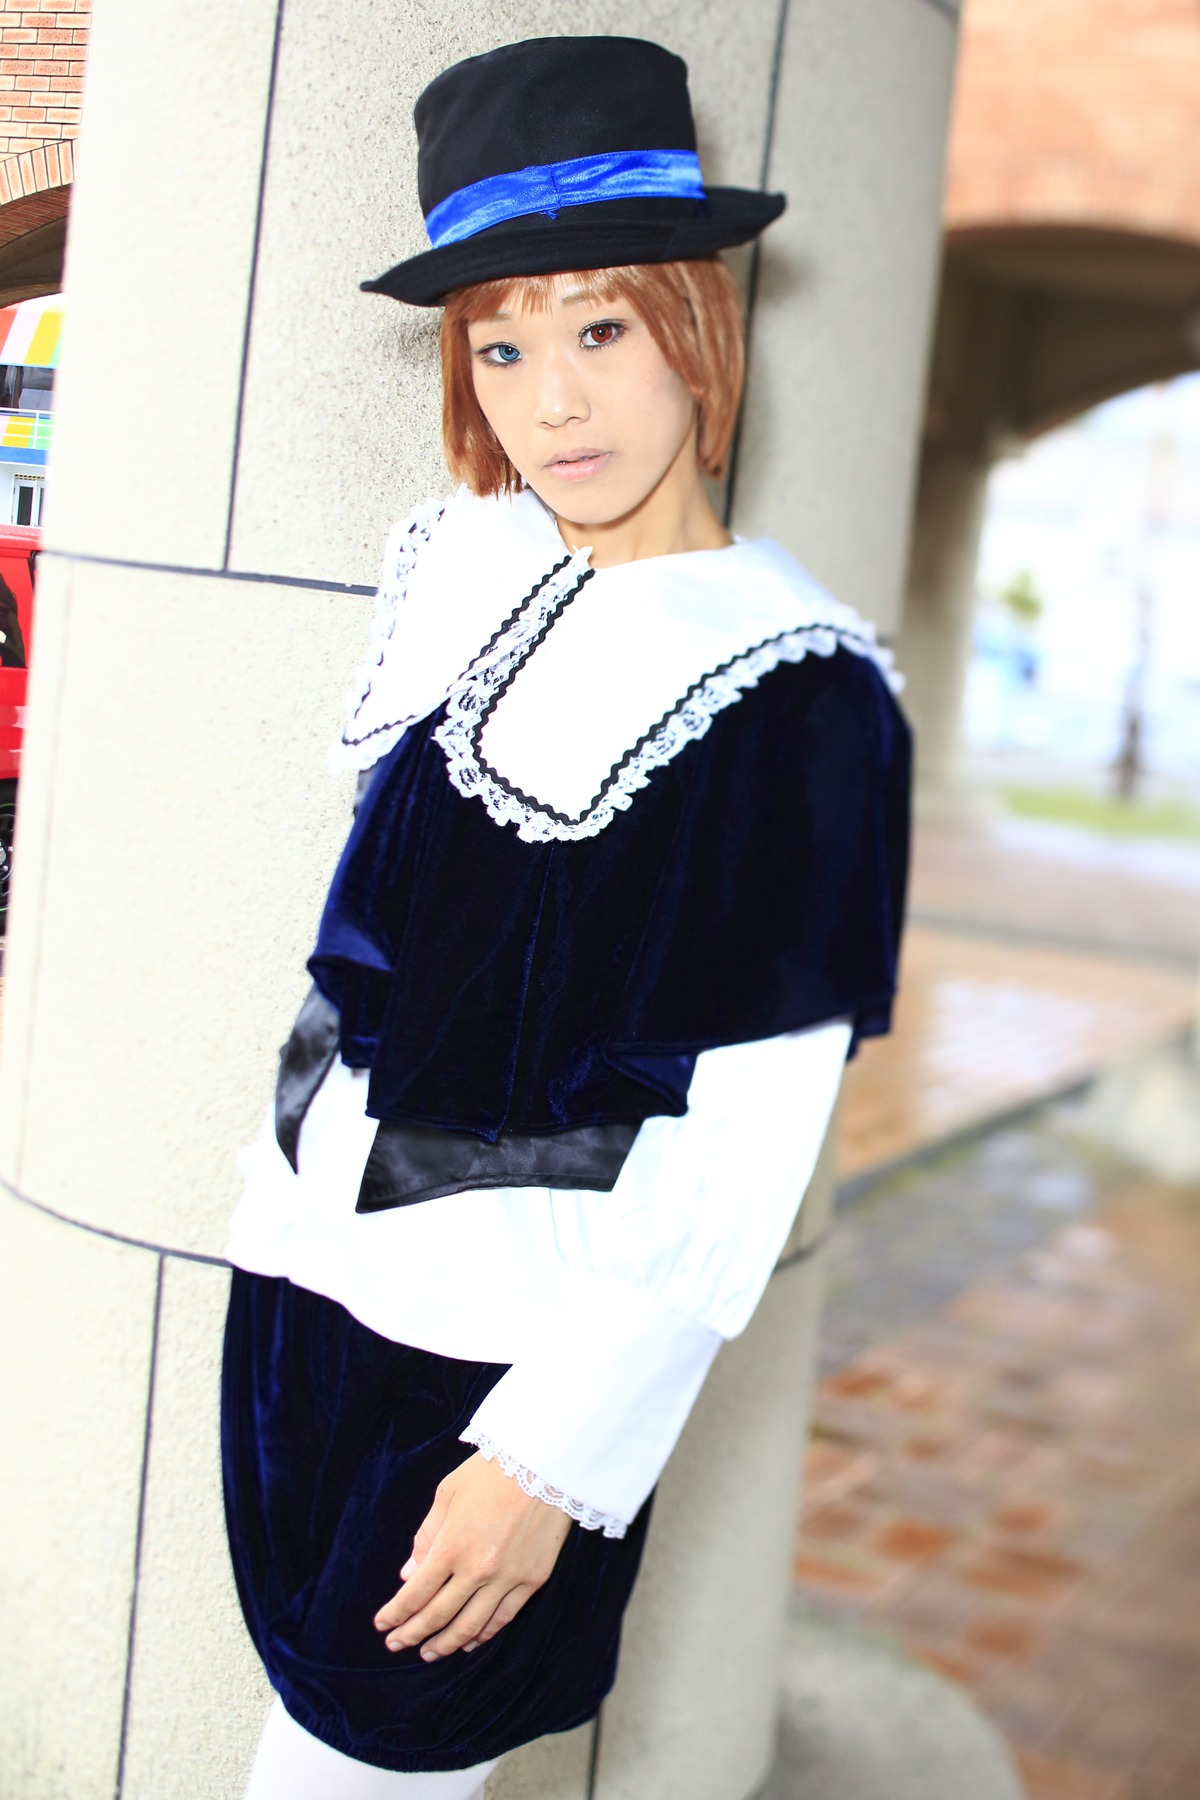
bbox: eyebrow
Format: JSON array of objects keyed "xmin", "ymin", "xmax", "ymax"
[{"xmin": 471, "ymin": 289, "xmax": 615, "ymax": 325}]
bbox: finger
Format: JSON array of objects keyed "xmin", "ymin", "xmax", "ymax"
[
  {"xmin": 475, "ymin": 1584, "xmax": 534, "ymax": 1644},
  {"xmin": 374, "ymin": 1555, "xmax": 453, "ymax": 1632},
  {"xmin": 385, "ymin": 1574, "xmax": 480, "ymax": 1651},
  {"xmin": 403, "ymin": 1489, "xmax": 452, "ymax": 1579},
  {"xmin": 418, "ymin": 1583, "xmax": 508, "ymax": 1661}
]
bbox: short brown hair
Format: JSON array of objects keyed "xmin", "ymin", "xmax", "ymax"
[{"xmin": 440, "ymin": 258, "xmax": 745, "ymax": 496}]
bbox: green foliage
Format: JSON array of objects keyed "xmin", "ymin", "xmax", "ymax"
[
  {"xmin": 999, "ymin": 568, "xmax": 1045, "ymax": 625},
  {"xmin": 1004, "ymin": 786, "xmax": 1200, "ymax": 840}
]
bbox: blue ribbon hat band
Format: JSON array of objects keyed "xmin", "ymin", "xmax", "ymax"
[{"xmin": 424, "ymin": 148, "xmax": 707, "ymax": 249}]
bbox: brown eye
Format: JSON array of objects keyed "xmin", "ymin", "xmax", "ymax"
[{"xmin": 580, "ymin": 321, "xmax": 624, "ymax": 350}]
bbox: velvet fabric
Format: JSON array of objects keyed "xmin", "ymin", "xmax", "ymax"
[
  {"xmin": 221, "ymin": 1270, "xmax": 652, "ymax": 1772},
  {"xmin": 310, "ymin": 644, "xmax": 910, "ymax": 1145}
]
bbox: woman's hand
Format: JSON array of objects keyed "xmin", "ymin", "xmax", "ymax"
[{"xmin": 374, "ymin": 1452, "xmax": 573, "ymax": 1661}]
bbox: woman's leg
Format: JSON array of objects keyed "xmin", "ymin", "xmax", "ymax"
[{"xmin": 244, "ymin": 1694, "xmax": 499, "ymax": 1800}]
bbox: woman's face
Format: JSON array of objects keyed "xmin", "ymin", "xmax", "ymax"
[{"xmin": 465, "ymin": 276, "xmax": 699, "ymax": 527}]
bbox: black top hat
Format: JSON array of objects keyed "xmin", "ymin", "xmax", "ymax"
[{"xmin": 362, "ymin": 36, "xmax": 785, "ymax": 307}]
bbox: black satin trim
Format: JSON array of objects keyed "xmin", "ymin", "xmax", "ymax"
[
  {"xmin": 274, "ymin": 985, "xmax": 341, "ymax": 1173},
  {"xmin": 355, "ymin": 1118, "xmax": 641, "ymax": 1213}
]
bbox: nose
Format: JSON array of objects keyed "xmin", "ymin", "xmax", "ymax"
[{"xmin": 534, "ymin": 347, "xmax": 590, "ymax": 430}]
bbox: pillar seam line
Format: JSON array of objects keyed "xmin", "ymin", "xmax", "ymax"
[
  {"xmin": 0, "ymin": 1165, "xmax": 819, "ymax": 1281},
  {"xmin": 39, "ymin": 545, "xmax": 375, "ymax": 597},
  {"xmin": 114, "ymin": 1253, "xmax": 164, "ymax": 1800},
  {"xmin": 774, "ymin": 1230, "xmax": 830, "ymax": 1275},
  {"xmin": 586, "ymin": 1704, "xmax": 604, "ymax": 1799},
  {"xmin": 8, "ymin": 559, "xmax": 73, "ymax": 1181},
  {"xmin": 722, "ymin": 0, "xmax": 791, "ymax": 526},
  {"xmin": 0, "ymin": 1171, "xmax": 230, "ymax": 1266},
  {"xmin": 222, "ymin": 0, "xmax": 289, "ymax": 572},
  {"xmin": 915, "ymin": 0, "xmax": 960, "ymax": 22}
]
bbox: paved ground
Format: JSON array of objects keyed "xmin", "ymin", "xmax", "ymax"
[
  {"xmin": 838, "ymin": 815, "xmax": 1200, "ymax": 1180},
  {"xmin": 796, "ymin": 1118, "xmax": 1200, "ymax": 1800},
  {"xmin": 803, "ymin": 814, "xmax": 1200, "ymax": 1800},
  {"xmin": 838, "ymin": 925, "xmax": 1193, "ymax": 1180},
  {"xmin": 908, "ymin": 815, "xmax": 1200, "ymax": 965}
]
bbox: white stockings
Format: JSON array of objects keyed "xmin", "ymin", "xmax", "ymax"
[{"xmin": 244, "ymin": 1695, "xmax": 499, "ymax": 1800}]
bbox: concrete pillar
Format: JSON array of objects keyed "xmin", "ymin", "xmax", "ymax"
[
  {"xmin": 894, "ymin": 443, "xmax": 992, "ymax": 812},
  {"xmin": 0, "ymin": 4, "xmax": 957, "ymax": 1798}
]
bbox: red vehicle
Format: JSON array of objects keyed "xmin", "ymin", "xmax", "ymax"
[{"xmin": 0, "ymin": 522, "xmax": 38, "ymax": 929}]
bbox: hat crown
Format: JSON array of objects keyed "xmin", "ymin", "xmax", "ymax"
[{"xmin": 414, "ymin": 36, "xmax": 697, "ymax": 218}]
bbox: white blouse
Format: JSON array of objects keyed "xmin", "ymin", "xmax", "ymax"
[
  {"xmin": 226, "ymin": 1022, "xmax": 849, "ymax": 1536},
  {"xmin": 226, "ymin": 487, "xmax": 893, "ymax": 1534}
]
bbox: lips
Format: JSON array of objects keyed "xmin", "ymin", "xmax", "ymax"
[{"xmin": 544, "ymin": 450, "xmax": 612, "ymax": 481}]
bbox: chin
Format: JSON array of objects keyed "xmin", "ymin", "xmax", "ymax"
[{"xmin": 525, "ymin": 475, "xmax": 652, "ymax": 529}]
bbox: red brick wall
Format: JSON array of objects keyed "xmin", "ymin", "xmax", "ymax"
[
  {"xmin": 0, "ymin": 0, "xmax": 87, "ymax": 162},
  {"xmin": 944, "ymin": 0, "xmax": 1200, "ymax": 246}
]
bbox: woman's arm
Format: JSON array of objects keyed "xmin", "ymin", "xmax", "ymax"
[
  {"xmin": 464, "ymin": 1018, "xmax": 852, "ymax": 1521},
  {"xmin": 376, "ymin": 1018, "xmax": 851, "ymax": 1657}
]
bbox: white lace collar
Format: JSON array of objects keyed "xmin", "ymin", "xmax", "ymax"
[{"xmin": 335, "ymin": 487, "xmax": 900, "ymax": 842}]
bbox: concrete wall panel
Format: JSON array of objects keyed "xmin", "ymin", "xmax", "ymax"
[
  {"xmin": 487, "ymin": 1725, "xmax": 595, "ymax": 1799},
  {"xmin": 118, "ymin": 1258, "xmax": 271, "ymax": 1800},
  {"xmin": 775, "ymin": 1095, "xmax": 840, "ymax": 1266},
  {"xmin": 45, "ymin": 0, "xmax": 281, "ymax": 568},
  {"xmin": 0, "ymin": 1192, "xmax": 158, "ymax": 1800},
  {"xmin": 594, "ymin": 1249, "xmax": 829, "ymax": 1800},
  {"xmin": 226, "ymin": 0, "xmax": 781, "ymax": 584},
  {"xmin": 3, "ymin": 561, "xmax": 369, "ymax": 1252},
  {"xmin": 731, "ymin": 0, "xmax": 958, "ymax": 635}
]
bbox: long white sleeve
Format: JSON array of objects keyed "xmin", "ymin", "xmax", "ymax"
[
  {"xmin": 462, "ymin": 1020, "xmax": 851, "ymax": 1529},
  {"xmin": 227, "ymin": 1019, "xmax": 850, "ymax": 1535}
]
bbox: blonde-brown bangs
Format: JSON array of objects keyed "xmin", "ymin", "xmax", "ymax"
[{"xmin": 439, "ymin": 259, "xmax": 746, "ymax": 497}]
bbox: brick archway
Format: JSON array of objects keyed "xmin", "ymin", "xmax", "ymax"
[
  {"xmin": 0, "ymin": 142, "xmax": 73, "ymax": 250},
  {"xmin": 0, "ymin": 145, "xmax": 74, "ymax": 305}
]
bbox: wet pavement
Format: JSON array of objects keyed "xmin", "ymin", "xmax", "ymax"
[
  {"xmin": 838, "ymin": 924, "xmax": 1193, "ymax": 1181},
  {"xmin": 796, "ymin": 1115, "xmax": 1200, "ymax": 1799},
  {"xmin": 803, "ymin": 815, "xmax": 1200, "ymax": 1800}
]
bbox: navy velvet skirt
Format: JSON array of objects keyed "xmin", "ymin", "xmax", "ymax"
[{"xmin": 220, "ymin": 1270, "xmax": 653, "ymax": 1772}]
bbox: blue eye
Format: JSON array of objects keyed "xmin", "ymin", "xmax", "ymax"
[{"xmin": 489, "ymin": 343, "xmax": 521, "ymax": 364}]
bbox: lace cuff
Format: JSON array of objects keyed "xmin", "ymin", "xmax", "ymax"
[{"xmin": 460, "ymin": 1425, "xmax": 628, "ymax": 1538}]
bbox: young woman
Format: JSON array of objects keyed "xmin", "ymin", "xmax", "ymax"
[{"xmin": 222, "ymin": 34, "xmax": 910, "ymax": 1800}]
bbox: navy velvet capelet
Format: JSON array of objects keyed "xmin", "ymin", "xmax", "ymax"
[{"xmin": 299, "ymin": 637, "xmax": 910, "ymax": 1211}]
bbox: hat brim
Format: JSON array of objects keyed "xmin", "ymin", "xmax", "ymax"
[{"xmin": 361, "ymin": 188, "xmax": 786, "ymax": 307}]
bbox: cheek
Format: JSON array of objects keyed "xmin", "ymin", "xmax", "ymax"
[
  {"xmin": 471, "ymin": 371, "xmax": 517, "ymax": 446},
  {"xmin": 623, "ymin": 358, "xmax": 696, "ymax": 460}
]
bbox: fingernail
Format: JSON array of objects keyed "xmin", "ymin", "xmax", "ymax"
[
  {"xmin": 464, "ymin": 1643, "xmax": 478, "ymax": 1654},
  {"xmin": 400, "ymin": 1560, "xmax": 415, "ymax": 1579},
  {"xmin": 386, "ymin": 1635, "xmax": 405, "ymax": 1652},
  {"xmin": 421, "ymin": 1649, "xmax": 438, "ymax": 1662}
]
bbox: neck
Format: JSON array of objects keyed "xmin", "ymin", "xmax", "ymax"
[{"xmin": 553, "ymin": 436, "xmax": 733, "ymax": 569}]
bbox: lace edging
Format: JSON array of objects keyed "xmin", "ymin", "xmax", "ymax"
[
  {"xmin": 431, "ymin": 548, "xmax": 594, "ymax": 829},
  {"xmin": 329, "ymin": 495, "xmax": 447, "ymax": 774},
  {"xmin": 460, "ymin": 1426, "xmax": 628, "ymax": 1538},
  {"xmin": 437, "ymin": 610, "xmax": 902, "ymax": 844}
]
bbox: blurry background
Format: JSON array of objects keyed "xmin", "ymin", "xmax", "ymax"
[
  {"xmin": 793, "ymin": 6, "xmax": 1200, "ymax": 1799},
  {"xmin": 0, "ymin": 1, "xmax": 1196, "ymax": 1796}
]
